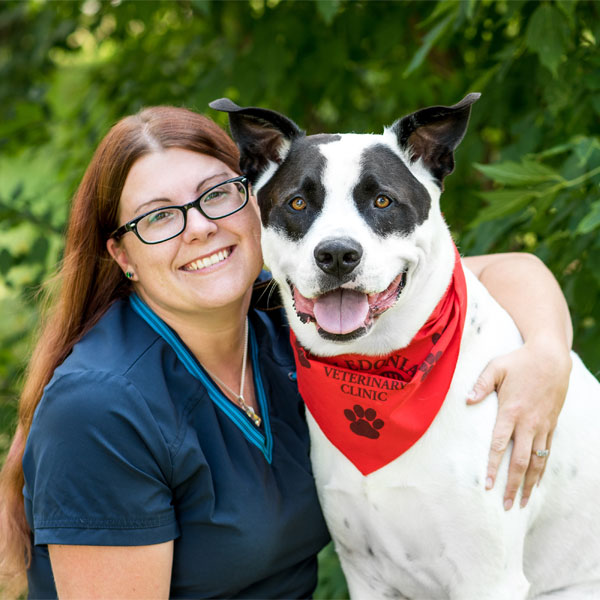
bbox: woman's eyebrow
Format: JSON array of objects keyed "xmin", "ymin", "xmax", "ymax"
[
  {"xmin": 195, "ymin": 172, "xmax": 230, "ymax": 194},
  {"xmin": 134, "ymin": 197, "xmax": 173, "ymax": 215},
  {"xmin": 133, "ymin": 172, "xmax": 233, "ymax": 215}
]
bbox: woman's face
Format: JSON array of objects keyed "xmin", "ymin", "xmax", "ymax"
[{"xmin": 107, "ymin": 148, "xmax": 263, "ymax": 320}]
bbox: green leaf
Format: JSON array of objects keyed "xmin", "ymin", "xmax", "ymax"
[
  {"xmin": 316, "ymin": 0, "xmax": 341, "ymax": 25},
  {"xmin": 469, "ymin": 62, "xmax": 501, "ymax": 93},
  {"xmin": 588, "ymin": 248, "xmax": 600, "ymax": 288},
  {"xmin": 11, "ymin": 182, "xmax": 24, "ymax": 200},
  {"xmin": 474, "ymin": 160, "xmax": 560, "ymax": 186},
  {"xmin": 555, "ymin": 0, "xmax": 578, "ymax": 26},
  {"xmin": 190, "ymin": 0, "xmax": 211, "ymax": 16},
  {"xmin": 470, "ymin": 189, "xmax": 538, "ymax": 226},
  {"xmin": 525, "ymin": 4, "xmax": 571, "ymax": 76},
  {"xmin": 403, "ymin": 11, "xmax": 455, "ymax": 77},
  {"xmin": 574, "ymin": 137, "xmax": 600, "ymax": 167},
  {"xmin": 463, "ymin": 0, "xmax": 478, "ymax": 21},
  {"xmin": 0, "ymin": 249, "xmax": 12, "ymax": 275},
  {"xmin": 536, "ymin": 141, "xmax": 579, "ymax": 159},
  {"xmin": 28, "ymin": 235, "xmax": 50, "ymax": 264},
  {"xmin": 576, "ymin": 200, "xmax": 600, "ymax": 235},
  {"xmin": 419, "ymin": 0, "xmax": 457, "ymax": 28}
]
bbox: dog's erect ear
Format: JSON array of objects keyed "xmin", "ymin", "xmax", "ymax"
[
  {"xmin": 209, "ymin": 98, "xmax": 304, "ymax": 184},
  {"xmin": 392, "ymin": 93, "xmax": 480, "ymax": 187}
]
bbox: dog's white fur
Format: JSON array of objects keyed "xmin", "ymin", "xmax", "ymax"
[{"xmin": 257, "ymin": 131, "xmax": 600, "ymax": 599}]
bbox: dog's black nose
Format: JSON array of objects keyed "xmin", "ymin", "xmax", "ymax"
[{"xmin": 314, "ymin": 238, "xmax": 363, "ymax": 276}]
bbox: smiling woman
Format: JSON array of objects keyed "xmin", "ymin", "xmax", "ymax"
[
  {"xmin": 0, "ymin": 106, "xmax": 330, "ymax": 599},
  {"xmin": 107, "ymin": 148, "xmax": 263, "ymax": 322}
]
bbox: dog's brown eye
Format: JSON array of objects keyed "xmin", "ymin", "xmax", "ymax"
[
  {"xmin": 290, "ymin": 197, "xmax": 307, "ymax": 211},
  {"xmin": 374, "ymin": 195, "xmax": 392, "ymax": 209}
]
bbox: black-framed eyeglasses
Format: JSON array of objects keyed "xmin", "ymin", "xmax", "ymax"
[{"xmin": 110, "ymin": 176, "xmax": 249, "ymax": 245}]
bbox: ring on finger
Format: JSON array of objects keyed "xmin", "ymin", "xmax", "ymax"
[{"xmin": 533, "ymin": 449, "xmax": 549, "ymax": 458}]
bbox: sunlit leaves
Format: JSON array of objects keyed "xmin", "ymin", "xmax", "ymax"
[
  {"xmin": 470, "ymin": 189, "xmax": 539, "ymax": 227},
  {"xmin": 474, "ymin": 160, "xmax": 561, "ymax": 186}
]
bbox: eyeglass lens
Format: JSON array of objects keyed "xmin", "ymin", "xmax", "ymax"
[{"xmin": 136, "ymin": 180, "xmax": 247, "ymax": 243}]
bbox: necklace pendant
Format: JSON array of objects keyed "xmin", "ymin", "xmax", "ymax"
[{"xmin": 244, "ymin": 404, "xmax": 262, "ymax": 427}]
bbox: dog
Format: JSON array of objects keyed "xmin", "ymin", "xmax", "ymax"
[{"xmin": 210, "ymin": 95, "xmax": 600, "ymax": 599}]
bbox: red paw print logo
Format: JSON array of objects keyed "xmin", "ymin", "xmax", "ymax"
[{"xmin": 344, "ymin": 404, "xmax": 384, "ymax": 439}]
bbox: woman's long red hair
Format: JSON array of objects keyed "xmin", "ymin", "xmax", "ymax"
[{"xmin": 0, "ymin": 106, "xmax": 240, "ymax": 596}]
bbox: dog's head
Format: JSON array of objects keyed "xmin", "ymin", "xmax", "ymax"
[{"xmin": 211, "ymin": 95, "xmax": 479, "ymax": 355}]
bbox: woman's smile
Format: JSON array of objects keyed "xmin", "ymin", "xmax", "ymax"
[{"xmin": 180, "ymin": 246, "xmax": 233, "ymax": 272}]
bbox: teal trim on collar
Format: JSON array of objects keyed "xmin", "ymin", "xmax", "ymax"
[{"xmin": 129, "ymin": 294, "xmax": 273, "ymax": 463}]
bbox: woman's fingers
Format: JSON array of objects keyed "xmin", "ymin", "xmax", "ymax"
[
  {"xmin": 467, "ymin": 343, "xmax": 569, "ymax": 509},
  {"xmin": 485, "ymin": 408, "xmax": 513, "ymax": 492},
  {"xmin": 520, "ymin": 433, "xmax": 550, "ymax": 508}
]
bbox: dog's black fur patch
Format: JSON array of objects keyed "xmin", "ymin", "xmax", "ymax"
[
  {"xmin": 257, "ymin": 134, "xmax": 340, "ymax": 240},
  {"xmin": 353, "ymin": 144, "xmax": 431, "ymax": 237}
]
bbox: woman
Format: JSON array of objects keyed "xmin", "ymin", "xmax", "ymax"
[{"xmin": 0, "ymin": 106, "xmax": 572, "ymax": 598}]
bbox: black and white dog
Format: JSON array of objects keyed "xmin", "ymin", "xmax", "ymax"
[{"xmin": 211, "ymin": 96, "xmax": 600, "ymax": 599}]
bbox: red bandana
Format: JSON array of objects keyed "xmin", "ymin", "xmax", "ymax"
[{"xmin": 290, "ymin": 246, "xmax": 467, "ymax": 475}]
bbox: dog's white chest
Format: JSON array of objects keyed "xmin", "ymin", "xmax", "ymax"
[{"xmin": 306, "ymin": 271, "xmax": 530, "ymax": 598}]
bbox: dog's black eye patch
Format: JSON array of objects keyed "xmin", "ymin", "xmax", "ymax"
[
  {"xmin": 353, "ymin": 144, "xmax": 431, "ymax": 237},
  {"xmin": 257, "ymin": 135, "xmax": 340, "ymax": 240}
]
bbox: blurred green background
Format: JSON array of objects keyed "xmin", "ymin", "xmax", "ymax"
[{"xmin": 1, "ymin": 1, "xmax": 599, "ymax": 597}]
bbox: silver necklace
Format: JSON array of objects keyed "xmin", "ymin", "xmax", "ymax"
[{"xmin": 203, "ymin": 318, "xmax": 261, "ymax": 427}]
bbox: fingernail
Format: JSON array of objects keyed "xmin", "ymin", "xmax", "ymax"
[
  {"xmin": 520, "ymin": 496, "xmax": 529, "ymax": 508},
  {"xmin": 485, "ymin": 477, "xmax": 493, "ymax": 490},
  {"xmin": 504, "ymin": 498, "xmax": 513, "ymax": 511},
  {"xmin": 466, "ymin": 390, "xmax": 477, "ymax": 402}
]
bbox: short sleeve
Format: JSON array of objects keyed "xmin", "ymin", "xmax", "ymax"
[{"xmin": 23, "ymin": 370, "xmax": 179, "ymax": 546}]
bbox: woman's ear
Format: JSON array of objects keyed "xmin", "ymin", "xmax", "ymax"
[{"xmin": 106, "ymin": 238, "xmax": 135, "ymax": 279}]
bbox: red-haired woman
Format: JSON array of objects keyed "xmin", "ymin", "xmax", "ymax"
[{"xmin": 0, "ymin": 106, "xmax": 571, "ymax": 598}]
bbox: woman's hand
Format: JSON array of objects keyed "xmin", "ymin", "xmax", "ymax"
[
  {"xmin": 467, "ymin": 340, "xmax": 571, "ymax": 510},
  {"xmin": 463, "ymin": 252, "xmax": 573, "ymax": 510}
]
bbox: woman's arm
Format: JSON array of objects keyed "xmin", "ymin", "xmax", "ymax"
[
  {"xmin": 463, "ymin": 252, "xmax": 572, "ymax": 511},
  {"xmin": 49, "ymin": 541, "xmax": 174, "ymax": 599}
]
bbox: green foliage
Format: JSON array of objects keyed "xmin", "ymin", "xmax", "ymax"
[
  {"xmin": 1, "ymin": 0, "xmax": 599, "ymax": 594},
  {"xmin": 315, "ymin": 542, "xmax": 349, "ymax": 600},
  {"xmin": 525, "ymin": 3, "xmax": 572, "ymax": 76}
]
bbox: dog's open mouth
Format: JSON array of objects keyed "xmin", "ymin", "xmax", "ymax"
[{"xmin": 291, "ymin": 270, "xmax": 407, "ymax": 338}]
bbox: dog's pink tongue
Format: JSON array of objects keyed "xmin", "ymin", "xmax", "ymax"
[{"xmin": 313, "ymin": 289, "xmax": 369, "ymax": 334}]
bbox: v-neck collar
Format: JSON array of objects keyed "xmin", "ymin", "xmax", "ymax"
[{"xmin": 129, "ymin": 294, "xmax": 273, "ymax": 463}]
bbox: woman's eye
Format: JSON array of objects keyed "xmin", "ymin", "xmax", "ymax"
[
  {"xmin": 374, "ymin": 195, "xmax": 392, "ymax": 209},
  {"xmin": 204, "ymin": 190, "xmax": 226, "ymax": 203},
  {"xmin": 289, "ymin": 197, "xmax": 307, "ymax": 211},
  {"xmin": 148, "ymin": 210, "xmax": 176, "ymax": 225}
]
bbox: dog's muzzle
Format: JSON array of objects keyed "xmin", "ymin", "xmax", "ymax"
[{"xmin": 291, "ymin": 269, "xmax": 408, "ymax": 340}]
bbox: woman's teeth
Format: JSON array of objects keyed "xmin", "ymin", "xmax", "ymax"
[{"xmin": 184, "ymin": 248, "xmax": 231, "ymax": 271}]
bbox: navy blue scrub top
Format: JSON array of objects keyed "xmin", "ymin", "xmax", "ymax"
[{"xmin": 22, "ymin": 275, "xmax": 330, "ymax": 599}]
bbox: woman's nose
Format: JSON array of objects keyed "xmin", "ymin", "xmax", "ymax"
[{"xmin": 181, "ymin": 206, "xmax": 218, "ymax": 242}]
